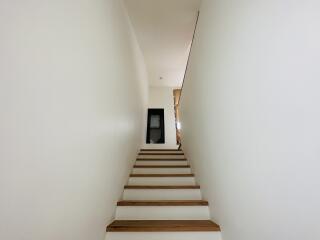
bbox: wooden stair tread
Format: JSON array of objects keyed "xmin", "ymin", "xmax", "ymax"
[
  {"xmin": 124, "ymin": 185, "xmax": 200, "ymax": 189},
  {"xmin": 106, "ymin": 220, "xmax": 220, "ymax": 232},
  {"xmin": 117, "ymin": 200, "xmax": 208, "ymax": 206},
  {"xmin": 136, "ymin": 158, "xmax": 187, "ymax": 161},
  {"xmin": 133, "ymin": 165, "xmax": 190, "ymax": 168},
  {"xmin": 138, "ymin": 152, "xmax": 184, "ymax": 156},
  {"xmin": 130, "ymin": 174, "xmax": 194, "ymax": 177},
  {"xmin": 141, "ymin": 149, "xmax": 181, "ymax": 151}
]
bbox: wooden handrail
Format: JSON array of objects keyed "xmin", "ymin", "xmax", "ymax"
[{"xmin": 178, "ymin": 11, "xmax": 200, "ymax": 107}]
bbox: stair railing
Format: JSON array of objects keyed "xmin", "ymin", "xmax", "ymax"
[{"xmin": 177, "ymin": 10, "xmax": 200, "ymax": 107}]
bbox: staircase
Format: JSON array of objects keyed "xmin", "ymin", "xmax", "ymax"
[{"xmin": 105, "ymin": 149, "xmax": 221, "ymax": 240}]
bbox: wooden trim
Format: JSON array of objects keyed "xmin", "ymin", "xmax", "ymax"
[
  {"xmin": 130, "ymin": 174, "xmax": 194, "ymax": 177},
  {"xmin": 106, "ymin": 220, "xmax": 221, "ymax": 232},
  {"xmin": 138, "ymin": 152, "xmax": 184, "ymax": 155},
  {"xmin": 124, "ymin": 185, "xmax": 200, "ymax": 189},
  {"xmin": 141, "ymin": 149, "xmax": 181, "ymax": 151},
  {"xmin": 136, "ymin": 158, "xmax": 187, "ymax": 161},
  {"xmin": 133, "ymin": 165, "xmax": 190, "ymax": 168},
  {"xmin": 117, "ymin": 200, "xmax": 208, "ymax": 206}
]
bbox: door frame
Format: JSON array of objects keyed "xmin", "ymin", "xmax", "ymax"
[{"xmin": 146, "ymin": 108, "xmax": 165, "ymax": 144}]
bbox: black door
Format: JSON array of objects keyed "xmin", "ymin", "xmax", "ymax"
[{"xmin": 146, "ymin": 109, "xmax": 165, "ymax": 144}]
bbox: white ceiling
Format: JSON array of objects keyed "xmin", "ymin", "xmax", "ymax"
[{"xmin": 124, "ymin": 0, "xmax": 201, "ymax": 88}]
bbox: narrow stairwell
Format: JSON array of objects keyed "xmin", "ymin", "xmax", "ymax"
[{"xmin": 105, "ymin": 149, "xmax": 221, "ymax": 240}]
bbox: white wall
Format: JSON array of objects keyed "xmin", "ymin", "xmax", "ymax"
[
  {"xmin": 0, "ymin": 1, "xmax": 148, "ymax": 240},
  {"xmin": 144, "ymin": 87, "xmax": 177, "ymax": 148},
  {"xmin": 180, "ymin": 1, "xmax": 320, "ymax": 240}
]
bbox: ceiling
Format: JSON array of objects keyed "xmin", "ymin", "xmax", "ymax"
[{"xmin": 124, "ymin": 0, "xmax": 201, "ymax": 88}]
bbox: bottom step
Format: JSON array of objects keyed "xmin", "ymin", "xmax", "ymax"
[
  {"xmin": 105, "ymin": 232, "xmax": 222, "ymax": 240},
  {"xmin": 106, "ymin": 220, "xmax": 220, "ymax": 232}
]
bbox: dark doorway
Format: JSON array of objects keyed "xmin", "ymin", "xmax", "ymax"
[{"xmin": 146, "ymin": 108, "xmax": 165, "ymax": 144}]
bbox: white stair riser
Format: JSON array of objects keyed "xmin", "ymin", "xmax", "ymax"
[
  {"xmin": 135, "ymin": 161, "xmax": 188, "ymax": 166},
  {"xmin": 132, "ymin": 168, "xmax": 191, "ymax": 174},
  {"xmin": 115, "ymin": 206, "xmax": 210, "ymax": 220},
  {"xmin": 122, "ymin": 189, "xmax": 202, "ymax": 200},
  {"xmin": 139, "ymin": 151, "xmax": 183, "ymax": 154},
  {"xmin": 106, "ymin": 232, "xmax": 222, "ymax": 240},
  {"xmin": 128, "ymin": 177, "xmax": 196, "ymax": 185},
  {"xmin": 137, "ymin": 155, "xmax": 185, "ymax": 159}
]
